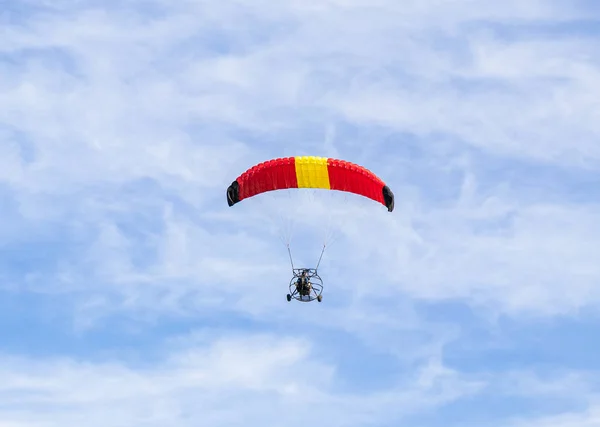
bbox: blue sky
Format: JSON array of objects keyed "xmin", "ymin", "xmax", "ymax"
[{"xmin": 1, "ymin": 0, "xmax": 600, "ymax": 425}]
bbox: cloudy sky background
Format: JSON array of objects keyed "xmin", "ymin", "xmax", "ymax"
[{"xmin": 1, "ymin": 0, "xmax": 600, "ymax": 425}]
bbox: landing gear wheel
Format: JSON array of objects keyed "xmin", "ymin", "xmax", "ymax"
[
  {"xmin": 317, "ymin": 295, "xmax": 322, "ymax": 302},
  {"xmin": 286, "ymin": 294, "xmax": 291, "ymax": 302}
]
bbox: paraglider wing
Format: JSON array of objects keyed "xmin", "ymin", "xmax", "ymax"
[{"xmin": 226, "ymin": 156, "xmax": 394, "ymax": 212}]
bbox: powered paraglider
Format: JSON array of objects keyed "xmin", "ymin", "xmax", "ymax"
[{"xmin": 226, "ymin": 155, "xmax": 394, "ymax": 302}]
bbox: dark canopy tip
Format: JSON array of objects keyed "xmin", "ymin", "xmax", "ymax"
[
  {"xmin": 227, "ymin": 181, "xmax": 240, "ymax": 207},
  {"xmin": 382, "ymin": 185, "xmax": 394, "ymax": 212}
]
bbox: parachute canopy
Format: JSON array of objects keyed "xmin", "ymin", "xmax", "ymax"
[{"xmin": 226, "ymin": 156, "xmax": 394, "ymax": 212}]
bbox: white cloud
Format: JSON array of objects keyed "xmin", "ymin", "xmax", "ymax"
[
  {"xmin": 509, "ymin": 407, "xmax": 600, "ymax": 427},
  {"xmin": 0, "ymin": 332, "xmax": 485, "ymax": 427},
  {"xmin": 1, "ymin": 0, "xmax": 600, "ymax": 425},
  {"xmin": 2, "ymin": 0, "xmax": 597, "ymax": 328}
]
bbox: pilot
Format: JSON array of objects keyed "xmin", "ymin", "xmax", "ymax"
[{"xmin": 296, "ymin": 270, "xmax": 312, "ymax": 296}]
